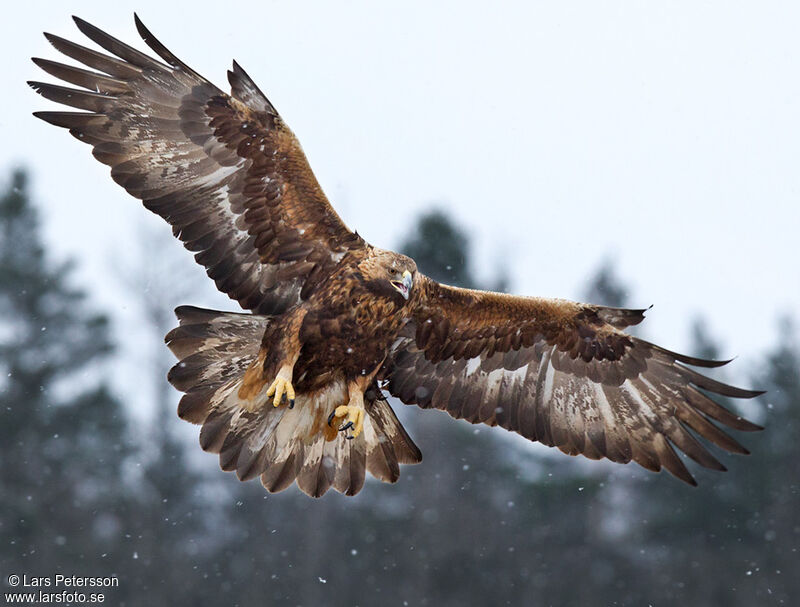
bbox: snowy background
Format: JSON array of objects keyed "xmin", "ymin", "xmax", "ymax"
[{"xmin": 2, "ymin": 2, "xmax": 798, "ymax": 605}]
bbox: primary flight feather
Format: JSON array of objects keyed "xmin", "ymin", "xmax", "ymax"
[{"xmin": 30, "ymin": 15, "xmax": 763, "ymax": 497}]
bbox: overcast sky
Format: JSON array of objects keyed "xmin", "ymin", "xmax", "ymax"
[{"xmin": 3, "ymin": 1, "xmax": 799, "ymax": 391}]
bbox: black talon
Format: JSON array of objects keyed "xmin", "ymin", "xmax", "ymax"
[
  {"xmin": 346, "ymin": 435, "xmax": 354, "ymax": 440},
  {"xmin": 327, "ymin": 411, "xmax": 336, "ymax": 426},
  {"xmin": 289, "ymin": 398, "xmax": 295, "ymax": 409},
  {"xmin": 339, "ymin": 421, "xmax": 354, "ymax": 432}
]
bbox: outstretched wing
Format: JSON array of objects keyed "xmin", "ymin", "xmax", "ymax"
[
  {"xmin": 30, "ymin": 15, "xmax": 365, "ymax": 315},
  {"xmin": 384, "ymin": 277, "xmax": 763, "ymax": 485}
]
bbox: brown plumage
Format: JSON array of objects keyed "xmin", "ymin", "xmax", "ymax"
[{"xmin": 31, "ymin": 15, "xmax": 763, "ymax": 496}]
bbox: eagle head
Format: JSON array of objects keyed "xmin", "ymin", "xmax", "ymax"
[{"xmin": 360, "ymin": 249, "xmax": 417, "ymax": 303}]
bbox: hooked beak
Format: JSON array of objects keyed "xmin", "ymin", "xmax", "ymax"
[{"xmin": 391, "ymin": 270, "xmax": 413, "ymax": 300}]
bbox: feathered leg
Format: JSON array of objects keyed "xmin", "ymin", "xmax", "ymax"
[
  {"xmin": 238, "ymin": 307, "xmax": 307, "ymax": 412},
  {"xmin": 326, "ymin": 373, "xmax": 377, "ymax": 440}
]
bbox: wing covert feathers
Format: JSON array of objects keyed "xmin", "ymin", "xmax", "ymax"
[
  {"xmin": 31, "ymin": 15, "xmax": 366, "ymax": 316},
  {"xmin": 386, "ymin": 278, "xmax": 763, "ymax": 486}
]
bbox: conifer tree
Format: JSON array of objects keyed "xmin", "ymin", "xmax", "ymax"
[
  {"xmin": 583, "ymin": 258, "xmax": 630, "ymax": 308},
  {"xmin": 401, "ymin": 209, "xmax": 477, "ymax": 287},
  {"xmin": 0, "ymin": 169, "xmax": 132, "ymax": 583}
]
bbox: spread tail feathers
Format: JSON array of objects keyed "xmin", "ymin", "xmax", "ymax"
[{"xmin": 165, "ymin": 305, "xmax": 421, "ymax": 497}]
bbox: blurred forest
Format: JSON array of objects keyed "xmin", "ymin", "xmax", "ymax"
[{"xmin": 1, "ymin": 169, "xmax": 798, "ymax": 606}]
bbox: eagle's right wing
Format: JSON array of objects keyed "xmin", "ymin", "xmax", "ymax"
[{"xmin": 31, "ymin": 15, "xmax": 366, "ymax": 315}]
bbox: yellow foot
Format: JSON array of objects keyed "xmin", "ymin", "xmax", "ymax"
[
  {"xmin": 327, "ymin": 405, "xmax": 365, "ymax": 440},
  {"xmin": 266, "ymin": 374, "xmax": 295, "ymax": 409}
]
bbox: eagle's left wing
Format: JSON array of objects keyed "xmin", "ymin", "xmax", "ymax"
[{"xmin": 383, "ymin": 277, "xmax": 762, "ymax": 485}]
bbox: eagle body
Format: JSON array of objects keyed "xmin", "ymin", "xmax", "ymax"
[
  {"xmin": 31, "ymin": 15, "xmax": 764, "ymax": 497},
  {"xmin": 292, "ymin": 251, "xmax": 415, "ymax": 393}
]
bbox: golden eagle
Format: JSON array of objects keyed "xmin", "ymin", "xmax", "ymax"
[{"xmin": 30, "ymin": 15, "xmax": 763, "ymax": 497}]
